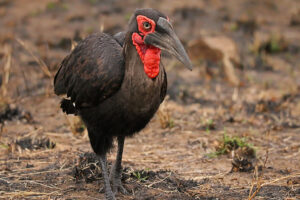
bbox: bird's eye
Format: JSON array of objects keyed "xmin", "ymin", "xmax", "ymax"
[{"xmin": 143, "ymin": 22, "xmax": 151, "ymax": 30}]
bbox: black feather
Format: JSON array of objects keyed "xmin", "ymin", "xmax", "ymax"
[
  {"xmin": 113, "ymin": 32, "xmax": 125, "ymax": 46},
  {"xmin": 54, "ymin": 33, "xmax": 125, "ymax": 108},
  {"xmin": 60, "ymin": 99, "xmax": 77, "ymax": 115}
]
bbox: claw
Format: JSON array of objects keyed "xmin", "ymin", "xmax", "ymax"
[
  {"xmin": 109, "ymin": 167, "xmax": 129, "ymax": 195},
  {"xmin": 105, "ymin": 194, "xmax": 116, "ymax": 200},
  {"xmin": 118, "ymin": 184, "xmax": 129, "ymax": 195},
  {"xmin": 112, "ymin": 181, "xmax": 129, "ymax": 195},
  {"xmin": 110, "ymin": 172, "xmax": 129, "ymax": 194},
  {"xmin": 99, "ymin": 185, "xmax": 117, "ymax": 199},
  {"xmin": 98, "ymin": 186, "xmax": 105, "ymax": 193}
]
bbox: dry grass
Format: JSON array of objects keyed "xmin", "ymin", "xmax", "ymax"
[
  {"xmin": 15, "ymin": 38, "xmax": 52, "ymax": 79},
  {"xmin": 157, "ymin": 98, "xmax": 174, "ymax": 129},
  {"xmin": 248, "ymin": 150, "xmax": 268, "ymax": 200},
  {"xmin": 0, "ymin": 44, "xmax": 12, "ymax": 99}
]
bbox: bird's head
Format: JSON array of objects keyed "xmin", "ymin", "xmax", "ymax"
[{"xmin": 127, "ymin": 8, "xmax": 192, "ymax": 79}]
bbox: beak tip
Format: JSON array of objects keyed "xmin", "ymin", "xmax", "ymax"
[
  {"xmin": 185, "ymin": 61, "xmax": 193, "ymax": 71},
  {"xmin": 186, "ymin": 64, "xmax": 193, "ymax": 71}
]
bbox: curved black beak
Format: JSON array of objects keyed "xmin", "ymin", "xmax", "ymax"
[{"xmin": 144, "ymin": 17, "xmax": 193, "ymax": 70}]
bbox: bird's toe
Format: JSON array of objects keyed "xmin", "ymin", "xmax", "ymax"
[
  {"xmin": 113, "ymin": 183, "xmax": 129, "ymax": 195},
  {"xmin": 105, "ymin": 194, "xmax": 116, "ymax": 200},
  {"xmin": 99, "ymin": 185, "xmax": 117, "ymax": 200},
  {"xmin": 98, "ymin": 186, "xmax": 105, "ymax": 193},
  {"xmin": 102, "ymin": 187, "xmax": 116, "ymax": 200}
]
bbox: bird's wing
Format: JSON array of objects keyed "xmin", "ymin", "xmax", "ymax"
[
  {"xmin": 113, "ymin": 32, "xmax": 126, "ymax": 47},
  {"xmin": 160, "ymin": 68, "xmax": 168, "ymax": 103},
  {"xmin": 54, "ymin": 33, "xmax": 125, "ymax": 108}
]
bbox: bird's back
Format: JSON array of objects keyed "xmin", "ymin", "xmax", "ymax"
[{"xmin": 54, "ymin": 33, "xmax": 125, "ymax": 108}]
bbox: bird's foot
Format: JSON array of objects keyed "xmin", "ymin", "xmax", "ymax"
[
  {"xmin": 99, "ymin": 176, "xmax": 129, "ymax": 195},
  {"xmin": 105, "ymin": 192, "xmax": 116, "ymax": 200},
  {"xmin": 111, "ymin": 178, "xmax": 129, "ymax": 195},
  {"xmin": 98, "ymin": 186, "xmax": 105, "ymax": 193},
  {"xmin": 98, "ymin": 185, "xmax": 116, "ymax": 200},
  {"xmin": 110, "ymin": 163, "xmax": 129, "ymax": 195}
]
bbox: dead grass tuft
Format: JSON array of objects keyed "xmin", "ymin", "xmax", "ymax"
[
  {"xmin": 16, "ymin": 38, "xmax": 52, "ymax": 79},
  {"xmin": 157, "ymin": 98, "xmax": 174, "ymax": 129},
  {"xmin": 0, "ymin": 44, "xmax": 12, "ymax": 100}
]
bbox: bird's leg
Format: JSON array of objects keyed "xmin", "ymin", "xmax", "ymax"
[
  {"xmin": 110, "ymin": 136, "xmax": 128, "ymax": 194},
  {"xmin": 99, "ymin": 154, "xmax": 116, "ymax": 200}
]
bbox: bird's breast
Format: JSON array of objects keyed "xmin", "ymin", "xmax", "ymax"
[{"xmin": 119, "ymin": 56, "xmax": 165, "ymax": 117}]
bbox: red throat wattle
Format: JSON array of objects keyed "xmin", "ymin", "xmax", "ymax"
[{"xmin": 132, "ymin": 15, "xmax": 161, "ymax": 79}]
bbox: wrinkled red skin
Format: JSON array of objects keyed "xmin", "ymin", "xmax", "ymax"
[{"xmin": 132, "ymin": 15, "xmax": 161, "ymax": 79}]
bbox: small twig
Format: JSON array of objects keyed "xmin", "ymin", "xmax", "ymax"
[
  {"xmin": 21, "ymin": 180, "xmax": 62, "ymax": 190},
  {"xmin": 222, "ymin": 55, "xmax": 240, "ymax": 86},
  {"xmin": 143, "ymin": 185, "xmax": 177, "ymax": 194},
  {"xmin": 21, "ymin": 127, "xmax": 43, "ymax": 138},
  {"xmin": 1, "ymin": 44, "xmax": 12, "ymax": 97},
  {"xmin": 15, "ymin": 38, "xmax": 52, "ymax": 78},
  {"xmin": 248, "ymin": 180, "xmax": 255, "ymax": 199},
  {"xmin": 2, "ymin": 167, "xmax": 71, "ymax": 178},
  {"xmin": 248, "ymin": 183, "xmax": 262, "ymax": 200},
  {"xmin": 67, "ymin": 196, "xmax": 100, "ymax": 200},
  {"xmin": 261, "ymin": 173, "xmax": 300, "ymax": 187},
  {"xmin": 20, "ymin": 68, "xmax": 30, "ymax": 95},
  {"xmin": 263, "ymin": 149, "xmax": 268, "ymax": 168},
  {"xmin": 44, "ymin": 132, "xmax": 74, "ymax": 137},
  {"xmin": 146, "ymin": 171, "xmax": 172, "ymax": 187},
  {"xmin": 248, "ymin": 150, "xmax": 268, "ymax": 200},
  {"xmin": 192, "ymin": 172, "xmax": 226, "ymax": 181},
  {"xmin": 0, "ymin": 191, "xmax": 57, "ymax": 198},
  {"xmin": 248, "ymin": 173, "xmax": 300, "ymax": 200},
  {"xmin": 248, "ymin": 151, "xmax": 299, "ymax": 200},
  {"xmin": 59, "ymin": 160, "xmax": 67, "ymax": 170},
  {"xmin": 0, "ymin": 177, "xmax": 11, "ymax": 184}
]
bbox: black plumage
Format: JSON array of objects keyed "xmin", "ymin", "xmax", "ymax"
[
  {"xmin": 54, "ymin": 8, "xmax": 192, "ymax": 200},
  {"xmin": 54, "ymin": 33, "xmax": 125, "ymax": 109}
]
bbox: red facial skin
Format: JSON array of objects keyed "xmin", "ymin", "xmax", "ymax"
[{"xmin": 132, "ymin": 15, "xmax": 161, "ymax": 79}]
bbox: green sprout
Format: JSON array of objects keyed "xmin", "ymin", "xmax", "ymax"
[
  {"xmin": 132, "ymin": 171, "xmax": 148, "ymax": 182},
  {"xmin": 207, "ymin": 134, "xmax": 255, "ymax": 158}
]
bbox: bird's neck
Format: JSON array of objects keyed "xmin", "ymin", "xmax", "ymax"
[{"xmin": 131, "ymin": 33, "xmax": 161, "ymax": 79}]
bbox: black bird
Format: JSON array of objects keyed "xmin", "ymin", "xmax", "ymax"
[{"xmin": 54, "ymin": 8, "xmax": 192, "ymax": 200}]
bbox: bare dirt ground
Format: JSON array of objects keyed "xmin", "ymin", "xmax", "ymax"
[{"xmin": 0, "ymin": 0, "xmax": 300, "ymax": 199}]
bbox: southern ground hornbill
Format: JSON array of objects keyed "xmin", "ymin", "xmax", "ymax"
[{"xmin": 54, "ymin": 8, "xmax": 192, "ymax": 200}]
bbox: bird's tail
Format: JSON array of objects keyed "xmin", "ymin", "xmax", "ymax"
[{"xmin": 60, "ymin": 99, "xmax": 78, "ymax": 115}]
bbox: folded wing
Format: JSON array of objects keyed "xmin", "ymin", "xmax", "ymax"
[{"xmin": 54, "ymin": 33, "xmax": 125, "ymax": 108}]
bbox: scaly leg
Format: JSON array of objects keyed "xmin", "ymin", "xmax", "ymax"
[
  {"xmin": 110, "ymin": 136, "xmax": 128, "ymax": 194},
  {"xmin": 99, "ymin": 154, "xmax": 116, "ymax": 200}
]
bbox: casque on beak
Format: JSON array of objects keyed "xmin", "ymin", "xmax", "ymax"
[{"xmin": 144, "ymin": 17, "xmax": 193, "ymax": 70}]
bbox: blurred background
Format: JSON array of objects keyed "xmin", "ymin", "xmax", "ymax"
[{"xmin": 0, "ymin": 0, "xmax": 299, "ymax": 199}]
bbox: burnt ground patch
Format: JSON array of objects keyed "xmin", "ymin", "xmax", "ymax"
[
  {"xmin": 72, "ymin": 152, "xmax": 200, "ymax": 199},
  {"xmin": 0, "ymin": 103, "xmax": 33, "ymax": 124},
  {"xmin": 15, "ymin": 136, "xmax": 56, "ymax": 150},
  {"xmin": 72, "ymin": 152, "xmax": 102, "ymax": 183}
]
